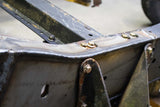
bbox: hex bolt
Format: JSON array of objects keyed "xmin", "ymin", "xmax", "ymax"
[
  {"xmin": 48, "ymin": 35, "xmax": 55, "ymax": 41},
  {"xmin": 83, "ymin": 64, "xmax": 92, "ymax": 74},
  {"xmin": 147, "ymin": 46, "xmax": 153, "ymax": 55},
  {"xmin": 130, "ymin": 33, "xmax": 138, "ymax": 37},
  {"xmin": 121, "ymin": 34, "xmax": 130, "ymax": 39},
  {"xmin": 81, "ymin": 41, "xmax": 97, "ymax": 48}
]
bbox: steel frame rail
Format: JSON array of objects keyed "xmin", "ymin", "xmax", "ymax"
[{"xmin": 0, "ymin": 0, "xmax": 160, "ymax": 107}]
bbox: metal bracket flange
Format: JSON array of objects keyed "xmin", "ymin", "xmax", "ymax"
[
  {"xmin": 77, "ymin": 58, "xmax": 111, "ymax": 107},
  {"xmin": 119, "ymin": 43, "xmax": 154, "ymax": 107}
]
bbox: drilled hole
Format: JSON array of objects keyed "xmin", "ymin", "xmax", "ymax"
[
  {"xmin": 64, "ymin": 94, "xmax": 67, "ymax": 97},
  {"xmin": 153, "ymin": 48, "xmax": 155, "ymax": 51},
  {"xmin": 103, "ymin": 76, "xmax": 107, "ymax": 80},
  {"xmin": 41, "ymin": 84, "xmax": 49, "ymax": 99},
  {"xmin": 88, "ymin": 34, "xmax": 93, "ymax": 36},
  {"xmin": 152, "ymin": 58, "xmax": 156, "ymax": 63}
]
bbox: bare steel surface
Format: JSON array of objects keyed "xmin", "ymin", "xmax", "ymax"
[
  {"xmin": 1, "ymin": 61, "xmax": 78, "ymax": 107},
  {"xmin": 49, "ymin": 0, "xmax": 151, "ymax": 35},
  {"xmin": 0, "ymin": 24, "xmax": 160, "ymax": 106},
  {"xmin": 0, "ymin": 8, "xmax": 43, "ymax": 42}
]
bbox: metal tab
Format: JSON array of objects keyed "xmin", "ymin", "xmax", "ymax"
[
  {"xmin": 119, "ymin": 43, "xmax": 153, "ymax": 107},
  {"xmin": 77, "ymin": 58, "xmax": 111, "ymax": 107}
]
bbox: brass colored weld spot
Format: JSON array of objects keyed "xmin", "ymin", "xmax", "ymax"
[
  {"xmin": 130, "ymin": 33, "xmax": 139, "ymax": 37},
  {"xmin": 121, "ymin": 33, "xmax": 130, "ymax": 39}
]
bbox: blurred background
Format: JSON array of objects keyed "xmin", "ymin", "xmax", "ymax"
[
  {"xmin": 0, "ymin": 0, "xmax": 151, "ymax": 40},
  {"xmin": 50, "ymin": 0, "xmax": 151, "ymax": 35}
]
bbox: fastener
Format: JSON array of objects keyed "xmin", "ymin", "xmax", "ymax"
[
  {"xmin": 130, "ymin": 33, "xmax": 138, "ymax": 37},
  {"xmin": 83, "ymin": 64, "xmax": 92, "ymax": 74},
  {"xmin": 48, "ymin": 35, "xmax": 55, "ymax": 41},
  {"xmin": 88, "ymin": 41, "xmax": 97, "ymax": 48},
  {"xmin": 121, "ymin": 34, "xmax": 130, "ymax": 39},
  {"xmin": 81, "ymin": 43, "xmax": 88, "ymax": 47},
  {"xmin": 88, "ymin": 41, "xmax": 95, "ymax": 45},
  {"xmin": 81, "ymin": 41, "xmax": 97, "ymax": 48},
  {"xmin": 147, "ymin": 46, "xmax": 153, "ymax": 55}
]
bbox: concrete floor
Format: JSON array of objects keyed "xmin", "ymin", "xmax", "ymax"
[
  {"xmin": 49, "ymin": 0, "xmax": 151, "ymax": 35},
  {"xmin": 0, "ymin": 8, "xmax": 43, "ymax": 42},
  {"xmin": 0, "ymin": 0, "xmax": 151, "ymax": 41}
]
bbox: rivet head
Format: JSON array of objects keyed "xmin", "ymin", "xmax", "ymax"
[
  {"xmin": 121, "ymin": 34, "xmax": 130, "ymax": 39},
  {"xmin": 81, "ymin": 43, "xmax": 88, "ymax": 47},
  {"xmin": 147, "ymin": 46, "xmax": 153, "ymax": 55},
  {"xmin": 48, "ymin": 35, "xmax": 55, "ymax": 41},
  {"xmin": 83, "ymin": 64, "xmax": 92, "ymax": 74},
  {"xmin": 88, "ymin": 41, "xmax": 97, "ymax": 48},
  {"xmin": 130, "ymin": 33, "xmax": 138, "ymax": 37},
  {"xmin": 88, "ymin": 41, "xmax": 95, "ymax": 46},
  {"xmin": 81, "ymin": 41, "xmax": 97, "ymax": 48}
]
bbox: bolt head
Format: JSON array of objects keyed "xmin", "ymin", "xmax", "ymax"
[
  {"xmin": 130, "ymin": 33, "xmax": 138, "ymax": 37},
  {"xmin": 121, "ymin": 34, "xmax": 130, "ymax": 39},
  {"xmin": 147, "ymin": 46, "xmax": 153, "ymax": 55},
  {"xmin": 49, "ymin": 35, "xmax": 55, "ymax": 41},
  {"xmin": 81, "ymin": 42, "xmax": 97, "ymax": 48},
  {"xmin": 88, "ymin": 41, "xmax": 97, "ymax": 48},
  {"xmin": 83, "ymin": 64, "xmax": 92, "ymax": 74},
  {"xmin": 88, "ymin": 41, "xmax": 95, "ymax": 46},
  {"xmin": 81, "ymin": 43, "xmax": 88, "ymax": 47}
]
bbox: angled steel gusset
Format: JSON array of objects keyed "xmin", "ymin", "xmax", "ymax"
[
  {"xmin": 119, "ymin": 43, "xmax": 154, "ymax": 107},
  {"xmin": 0, "ymin": 0, "xmax": 160, "ymax": 107}
]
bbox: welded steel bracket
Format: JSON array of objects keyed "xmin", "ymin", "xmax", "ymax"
[
  {"xmin": 77, "ymin": 58, "xmax": 111, "ymax": 107},
  {"xmin": 119, "ymin": 43, "xmax": 154, "ymax": 107},
  {"xmin": 77, "ymin": 43, "xmax": 154, "ymax": 107}
]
